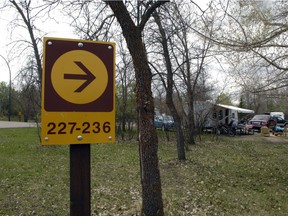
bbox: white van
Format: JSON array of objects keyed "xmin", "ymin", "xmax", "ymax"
[{"xmin": 270, "ymin": 112, "xmax": 285, "ymax": 119}]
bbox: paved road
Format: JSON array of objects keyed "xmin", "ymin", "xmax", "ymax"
[{"xmin": 0, "ymin": 121, "xmax": 38, "ymax": 128}]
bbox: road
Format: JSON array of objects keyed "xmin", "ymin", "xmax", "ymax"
[{"xmin": 0, "ymin": 121, "xmax": 38, "ymax": 128}]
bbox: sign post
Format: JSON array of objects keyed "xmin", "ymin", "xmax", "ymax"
[
  {"xmin": 41, "ymin": 37, "xmax": 115, "ymax": 215},
  {"xmin": 70, "ymin": 144, "xmax": 91, "ymax": 216}
]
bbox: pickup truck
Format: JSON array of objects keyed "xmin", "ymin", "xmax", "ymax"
[{"xmin": 249, "ymin": 114, "xmax": 276, "ymax": 131}]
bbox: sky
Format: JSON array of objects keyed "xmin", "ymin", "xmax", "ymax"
[
  {"xmin": 0, "ymin": 5, "xmax": 77, "ymax": 85},
  {"xmin": 0, "ymin": 0, "xmax": 212, "ymax": 84},
  {"xmin": 0, "ymin": 0, "xmax": 227, "ymax": 94}
]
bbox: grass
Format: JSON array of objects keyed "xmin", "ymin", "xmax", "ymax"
[{"xmin": 1, "ymin": 128, "xmax": 288, "ymax": 215}]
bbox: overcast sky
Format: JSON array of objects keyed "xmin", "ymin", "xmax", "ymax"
[
  {"xmin": 0, "ymin": 0, "xmax": 215, "ymax": 85},
  {"xmin": 0, "ymin": 6, "xmax": 76, "ymax": 84}
]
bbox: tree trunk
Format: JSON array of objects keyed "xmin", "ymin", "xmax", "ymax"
[
  {"xmin": 153, "ymin": 11, "xmax": 186, "ymax": 160},
  {"xmin": 107, "ymin": 2, "xmax": 164, "ymax": 215},
  {"xmin": 187, "ymin": 99, "xmax": 196, "ymax": 145}
]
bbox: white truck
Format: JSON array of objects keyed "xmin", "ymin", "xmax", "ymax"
[{"xmin": 269, "ymin": 112, "xmax": 285, "ymax": 119}]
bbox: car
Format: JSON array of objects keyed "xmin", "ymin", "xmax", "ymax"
[
  {"xmin": 249, "ymin": 114, "xmax": 276, "ymax": 131},
  {"xmin": 154, "ymin": 115, "xmax": 174, "ymax": 131}
]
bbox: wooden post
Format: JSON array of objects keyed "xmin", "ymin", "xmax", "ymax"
[{"xmin": 70, "ymin": 144, "xmax": 91, "ymax": 216}]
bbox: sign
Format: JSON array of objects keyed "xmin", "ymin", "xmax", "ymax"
[{"xmin": 41, "ymin": 37, "xmax": 115, "ymax": 145}]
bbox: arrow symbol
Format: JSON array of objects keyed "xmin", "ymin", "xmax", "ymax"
[{"xmin": 64, "ymin": 61, "xmax": 96, "ymax": 92}]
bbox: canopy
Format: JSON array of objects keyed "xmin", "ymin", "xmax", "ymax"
[{"xmin": 217, "ymin": 104, "xmax": 254, "ymax": 114}]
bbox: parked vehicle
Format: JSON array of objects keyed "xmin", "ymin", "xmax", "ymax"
[
  {"xmin": 154, "ymin": 115, "xmax": 174, "ymax": 131},
  {"xmin": 271, "ymin": 116, "xmax": 288, "ymax": 128},
  {"xmin": 248, "ymin": 114, "xmax": 276, "ymax": 131},
  {"xmin": 269, "ymin": 112, "xmax": 285, "ymax": 119}
]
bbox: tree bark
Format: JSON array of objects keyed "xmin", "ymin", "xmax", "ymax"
[{"xmin": 106, "ymin": 1, "xmax": 165, "ymax": 215}]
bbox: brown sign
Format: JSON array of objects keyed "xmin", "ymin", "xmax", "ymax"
[
  {"xmin": 41, "ymin": 37, "xmax": 115, "ymax": 145},
  {"xmin": 43, "ymin": 38, "xmax": 114, "ymax": 112}
]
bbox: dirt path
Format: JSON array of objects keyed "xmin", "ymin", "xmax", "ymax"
[
  {"xmin": 263, "ymin": 134, "xmax": 288, "ymax": 143},
  {"xmin": 236, "ymin": 132, "xmax": 288, "ymax": 143}
]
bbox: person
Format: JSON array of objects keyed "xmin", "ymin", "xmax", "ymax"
[
  {"xmin": 273, "ymin": 125, "xmax": 284, "ymax": 136},
  {"xmin": 228, "ymin": 116, "xmax": 238, "ymax": 135},
  {"xmin": 228, "ymin": 117, "xmax": 238, "ymax": 128}
]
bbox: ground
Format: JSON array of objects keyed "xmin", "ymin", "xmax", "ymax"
[{"xmin": 235, "ymin": 131, "xmax": 288, "ymax": 143}]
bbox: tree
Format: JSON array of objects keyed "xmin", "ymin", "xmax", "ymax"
[
  {"xmin": 1, "ymin": 0, "xmax": 60, "ymax": 124},
  {"xmin": 0, "ymin": 82, "xmax": 18, "ymax": 118},
  {"xmin": 193, "ymin": 0, "xmax": 288, "ymax": 95},
  {"xmin": 106, "ymin": 1, "xmax": 168, "ymax": 215},
  {"xmin": 63, "ymin": 1, "xmax": 115, "ymax": 42},
  {"xmin": 116, "ymin": 37, "xmax": 137, "ymax": 140},
  {"xmin": 17, "ymin": 82, "xmax": 40, "ymax": 122},
  {"xmin": 162, "ymin": 2, "xmax": 214, "ymax": 145},
  {"xmin": 2, "ymin": 0, "xmax": 56, "ymax": 85},
  {"xmin": 152, "ymin": 9, "xmax": 186, "ymax": 160},
  {"xmin": 216, "ymin": 92, "xmax": 233, "ymax": 105}
]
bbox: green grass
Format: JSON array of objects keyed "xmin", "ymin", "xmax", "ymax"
[{"xmin": 1, "ymin": 128, "xmax": 288, "ymax": 215}]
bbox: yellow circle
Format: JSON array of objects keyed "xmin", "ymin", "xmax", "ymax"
[{"xmin": 51, "ymin": 50, "xmax": 108, "ymax": 104}]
